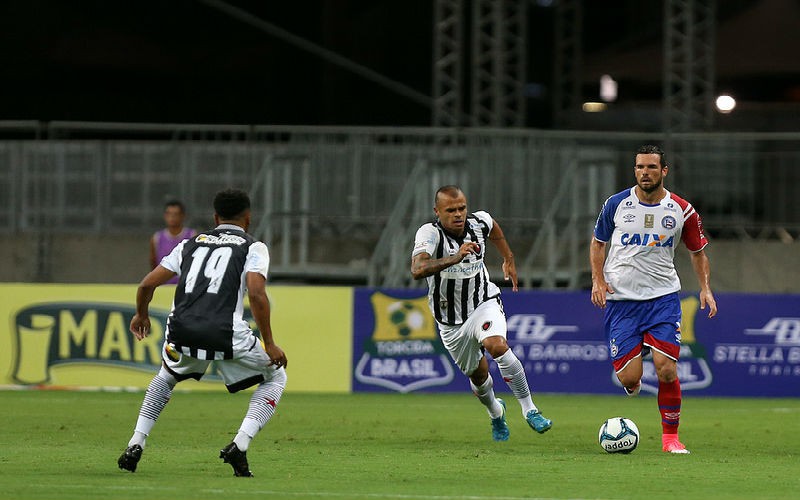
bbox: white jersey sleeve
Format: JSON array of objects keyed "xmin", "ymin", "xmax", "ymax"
[
  {"xmin": 413, "ymin": 223, "xmax": 440, "ymax": 257},
  {"xmin": 159, "ymin": 239, "xmax": 188, "ymax": 275},
  {"xmin": 245, "ymin": 241, "xmax": 270, "ymax": 279},
  {"xmin": 472, "ymin": 210, "xmax": 495, "ymax": 233}
]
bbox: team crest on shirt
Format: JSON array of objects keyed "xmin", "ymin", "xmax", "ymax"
[{"xmin": 662, "ymin": 215, "xmax": 677, "ymax": 229}]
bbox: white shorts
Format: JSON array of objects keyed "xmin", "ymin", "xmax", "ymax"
[
  {"xmin": 438, "ymin": 298, "xmax": 507, "ymax": 376},
  {"xmin": 162, "ymin": 335, "xmax": 286, "ymax": 393}
]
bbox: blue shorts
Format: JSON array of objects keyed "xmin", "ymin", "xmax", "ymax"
[{"xmin": 604, "ymin": 292, "xmax": 682, "ymax": 373}]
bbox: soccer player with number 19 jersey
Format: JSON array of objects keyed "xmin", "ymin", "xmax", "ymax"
[
  {"xmin": 118, "ymin": 189, "xmax": 287, "ymax": 477},
  {"xmin": 590, "ymin": 145, "xmax": 718, "ymax": 454}
]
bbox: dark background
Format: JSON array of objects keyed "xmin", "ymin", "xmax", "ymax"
[{"xmin": 0, "ymin": 0, "xmax": 797, "ymax": 127}]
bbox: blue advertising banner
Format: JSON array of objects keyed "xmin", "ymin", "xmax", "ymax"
[
  {"xmin": 352, "ymin": 289, "xmax": 458, "ymax": 393},
  {"xmin": 703, "ymin": 294, "xmax": 800, "ymax": 397},
  {"xmin": 352, "ymin": 289, "xmax": 800, "ymax": 397}
]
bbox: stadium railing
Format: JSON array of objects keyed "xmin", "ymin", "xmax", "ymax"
[{"xmin": 1, "ymin": 122, "xmax": 798, "ymax": 287}]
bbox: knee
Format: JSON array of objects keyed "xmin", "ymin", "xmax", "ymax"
[
  {"xmin": 657, "ymin": 366, "xmax": 678, "ymax": 383},
  {"xmin": 655, "ymin": 358, "xmax": 678, "ymax": 383},
  {"xmin": 615, "ymin": 362, "xmax": 642, "ymax": 388},
  {"xmin": 157, "ymin": 366, "xmax": 178, "ymax": 387},
  {"xmin": 269, "ymin": 367, "xmax": 288, "ymax": 388},
  {"xmin": 617, "ymin": 372, "xmax": 640, "ymax": 388},
  {"xmin": 482, "ymin": 336, "xmax": 509, "ymax": 359}
]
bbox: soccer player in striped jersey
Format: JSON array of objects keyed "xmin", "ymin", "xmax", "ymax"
[
  {"xmin": 118, "ymin": 188, "xmax": 287, "ymax": 476},
  {"xmin": 411, "ymin": 185, "xmax": 552, "ymax": 441},
  {"xmin": 590, "ymin": 145, "xmax": 718, "ymax": 454}
]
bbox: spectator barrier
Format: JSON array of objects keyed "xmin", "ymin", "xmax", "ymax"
[
  {"xmin": 0, "ymin": 284, "xmax": 352, "ymax": 392},
  {"xmin": 2, "ymin": 284, "xmax": 797, "ymax": 397},
  {"xmin": 354, "ymin": 289, "xmax": 800, "ymax": 397}
]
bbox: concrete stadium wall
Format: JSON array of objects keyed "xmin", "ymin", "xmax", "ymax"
[
  {"xmin": 0, "ymin": 234, "xmax": 152, "ymax": 284},
  {"xmin": 673, "ymin": 240, "xmax": 800, "ymax": 294}
]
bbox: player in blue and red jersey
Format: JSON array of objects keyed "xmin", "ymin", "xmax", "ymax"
[{"xmin": 590, "ymin": 145, "xmax": 718, "ymax": 454}]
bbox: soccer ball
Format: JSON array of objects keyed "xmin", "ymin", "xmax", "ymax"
[{"xmin": 598, "ymin": 417, "xmax": 639, "ymax": 454}]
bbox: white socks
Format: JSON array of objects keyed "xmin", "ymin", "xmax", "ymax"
[
  {"xmin": 129, "ymin": 368, "xmax": 177, "ymax": 448},
  {"xmin": 470, "ymin": 375, "xmax": 504, "ymax": 419},
  {"xmin": 233, "ymin": 378, "xmax": 285, "ymax": 451},
  {"xmin": 495, "ymin": 349, "xmax": 537, "ymax": 415}
]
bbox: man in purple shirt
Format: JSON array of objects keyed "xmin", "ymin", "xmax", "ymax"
[{"xmin": 150, "ymin": 200, "xmax": 197, "ymax": 284}]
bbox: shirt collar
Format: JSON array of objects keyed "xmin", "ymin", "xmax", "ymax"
[{"xmin": 214, "ymin": 223, "xmax": 245, "ymax": 232}]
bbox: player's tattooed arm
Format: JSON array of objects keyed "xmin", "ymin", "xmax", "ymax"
[{"xmin": 411, "ymin": 243, "xmax": 478, "ymax": 280}]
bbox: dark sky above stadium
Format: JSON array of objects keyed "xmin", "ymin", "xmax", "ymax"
[{"xmin": 1, "ymin": 0, "xmax": 797, "ymax": 128}]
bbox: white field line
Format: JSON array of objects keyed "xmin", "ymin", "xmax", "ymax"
[{"xmin": 45, "ymin": 483, "xmax": 611, "ymax": 500}]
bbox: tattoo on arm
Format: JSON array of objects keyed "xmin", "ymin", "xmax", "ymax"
[{"xmin": 411, "ymin": 253, "xmax": 457, "ymax": 279}]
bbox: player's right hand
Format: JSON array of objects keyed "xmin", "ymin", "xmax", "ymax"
[
  {"xmin": 456, "ymin": 242, "xmax": 480, "ymax": 261},
  {"xmin": 129, "ymin": 314, "xmax": 151, "ymax": 340},
  {"xmin": 590, "ymin": 280, "xmax": 613, "ymax": 309}
]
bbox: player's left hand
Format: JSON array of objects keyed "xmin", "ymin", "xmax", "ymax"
[
  {"xmin": 699, "ymin": 289, "xmax": 717, "ymax": 318},
  {"xmin": 265, "ymin": 343, "xmax": 288, "ymax": 369},
  {"xmin": 502, "ymin": 258, "xmax": 518, "ymax": 291}
]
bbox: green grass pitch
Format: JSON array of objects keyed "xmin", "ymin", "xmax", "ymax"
[{"xmin": 0, "ymin": 390, "xmax": 798, "ymax": 500}]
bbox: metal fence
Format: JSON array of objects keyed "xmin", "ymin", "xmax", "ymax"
[{"xmin": 1, "ymin": 122, "xmax": 799, "ymax": 286}]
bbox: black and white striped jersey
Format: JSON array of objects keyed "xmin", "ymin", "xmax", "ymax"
[
  {"xmin": 160, "ymin": 224, "xmax": 269, "ymax": 360},
  {"xmin": 412, "ymin": 211, "xmax": 501, "ymax": 326}
]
